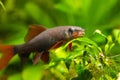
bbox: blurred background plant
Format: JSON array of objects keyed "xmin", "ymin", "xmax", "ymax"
[{"xmin": 0, "ymin": 0, "xmax": 120, "ymax": 80}]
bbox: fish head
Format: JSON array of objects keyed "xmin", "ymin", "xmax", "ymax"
[{"xmin": 64, "ymin": 26, "xmax": 85, "ymax": 39}]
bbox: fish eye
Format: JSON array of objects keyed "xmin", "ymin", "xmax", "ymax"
[{"xmin": 68, "ymin": 27, "xmax": 74, "ymax": 34}]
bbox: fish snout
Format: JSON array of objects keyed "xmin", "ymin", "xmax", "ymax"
[{"xmin": 72, "ymin": 28, "xmax": 85, "ymax": 38}]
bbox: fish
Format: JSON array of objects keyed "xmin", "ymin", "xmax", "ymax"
[{"xmin": 0, "ymin": 25, "xmax": 85, "ymax": 70}]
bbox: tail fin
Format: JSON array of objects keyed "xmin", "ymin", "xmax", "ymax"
[{"xmin": 0, "ymin": 45, "xmax": 14, "ymax": 70}]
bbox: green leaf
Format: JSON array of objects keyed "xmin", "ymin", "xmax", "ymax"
[
  {"xmin": 56, "ymin": 60, "xmax": 69, "ymax": 74},
  {"xmin": 104, "ymin": 35, "xmax": 115, "ymax": 55},
  {"xmin": 68, "ymin": 59, "xmax": 78, "ymax": 80},
  {"xmin": 50, "ymin": 67, "xmax": 66, "ymax": 80},
  {"xmin": 0, "ymin": 1, "xmax": 6, "ymax": 11},
  {"xmin": 113, "ymin": 29, "xmax": 120, "ymax": 44}
]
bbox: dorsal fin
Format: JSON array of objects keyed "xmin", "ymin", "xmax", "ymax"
[{"xmin": 25, "ymin": 25, "xmax": 46, "ymax": 42}]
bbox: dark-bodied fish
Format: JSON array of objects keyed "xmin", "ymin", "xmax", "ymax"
[{"xmin": 0, "ymin": 25, "xmax": 85, "ymax": 70}]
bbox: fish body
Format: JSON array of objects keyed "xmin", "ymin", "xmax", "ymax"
[{"xmin": 0, "ymin": 25, "xmax": 84, "ymax": 70}]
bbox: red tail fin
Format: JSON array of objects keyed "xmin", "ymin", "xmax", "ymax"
[{"xmin": 0, "ymin": 45, "xmax": 14, "ymax": 70}]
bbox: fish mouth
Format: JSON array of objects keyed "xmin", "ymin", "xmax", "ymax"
[{"xmin": 72, "ymin": 30, "xmax": 85, "ymax": 38}]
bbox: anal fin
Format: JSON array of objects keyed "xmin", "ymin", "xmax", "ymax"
[{"xmin": 33, "ymin": 51, "xmax": 49, "ymax": 65}]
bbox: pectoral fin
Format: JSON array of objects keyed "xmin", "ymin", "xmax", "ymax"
[
  {"xmin": 25, "ymin": 25, "xmax": 46, "ymax": 42},
  {"xmin": 50, "ymin": 41, "xmax": 63, "ymax": 50}
]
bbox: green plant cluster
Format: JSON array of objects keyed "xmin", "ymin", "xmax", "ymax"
[{"xmin": 43, "ymin": 29, "xmax": 120, "ymax": 80}]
